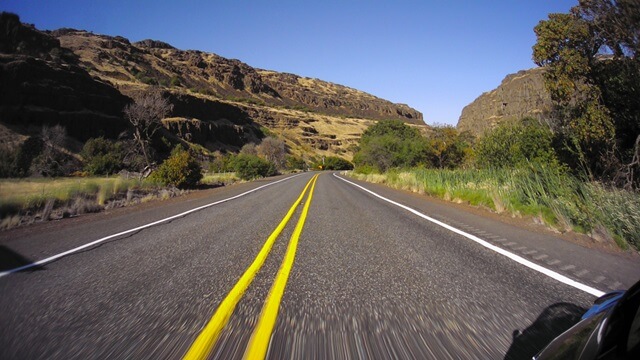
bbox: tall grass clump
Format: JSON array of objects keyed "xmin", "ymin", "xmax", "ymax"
[
  {"xmin": 349, "ymin": 164, "xmax": 640, "ymax": 250},
  {"xmin": 0, "ymin": 177, "xmax": 151, "ymax": 226},
  {"xmin": 201, "ymin": 172, "xmax": 238, "ymax": 186},
  {"xmin": 587, "ymin": 185, "xmax": 640, "ymax": 250}
]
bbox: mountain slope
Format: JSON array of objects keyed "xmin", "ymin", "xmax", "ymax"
[{"xmin": 0, "ymin": 13, "xmax": 424, "ymax": 160}]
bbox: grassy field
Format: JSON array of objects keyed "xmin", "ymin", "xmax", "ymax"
[
  {"xmin": 0, "ymin": 172, "xmax": 241, "ymax": 230},
  {"xmin": 0, "ymin": 177, "xmax": 152, "ymax": 220},
  {"xmin": 348, "ymin": 166, "xmax": 640, "ymax": 251}
]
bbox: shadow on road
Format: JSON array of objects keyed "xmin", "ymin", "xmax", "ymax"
[
  {"xmin": 0, "ymin": 245, "xmax": 42, "ymax": 272},
  {"xmin": 504, "ymin": 302, "xmax": 586, "ymax": 360}
]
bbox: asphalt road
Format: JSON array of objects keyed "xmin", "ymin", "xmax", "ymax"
[{"xmin": 1, "ymin": 172, "xmax": 639, "ymax": 359}]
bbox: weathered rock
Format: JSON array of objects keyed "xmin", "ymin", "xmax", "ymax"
[
  {"xmin": 54, "ymin": 28, "xmax": 421, "ymax": 123},
  {"xmin": 1, "ymin": 13, "xmax": 425, "ymax": 160},
  {"xmin": 259, "ymin": 71, "xmax": 423, "ymax": 123},
  {"xmin": 0, "ymin": 13, "xmax": 130, "ymax": 141},
  {"xmin": 457, "ymin": 67, "xmax": 552, "ymax": 136},
  {"xmin": 134, "ymin": 39, "xmax": 175, "ymax": 50},
  {"xmin": 0, "ymin": 12, "xmax": 59, "ymax": 57}
]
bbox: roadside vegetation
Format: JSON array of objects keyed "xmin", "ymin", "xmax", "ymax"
[
  {"xmin": 350, "ymin": 117, "xmax": 639, "ymax": 251},
  {"xmin": 351, "ymin": 166, "xmax": 639, "ymax": 251},
  {"xmin": 0, "ymin": 177, "xmax": 154, "ymax": 229},
  {"xmin": 348, "ymin": 1, "xmax": 639, "ymax": 251},
  {"xmin": 0, "ymin": 86, "xmax": 319, "ymax": 229}
]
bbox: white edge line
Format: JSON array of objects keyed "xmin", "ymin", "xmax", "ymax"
[
  {"xmin": 0, "ymin": 173, "xmax": 304, "ymax": 278},
  {"xmin": 334, "ymin": 173, "xmax": 606, "ymax": 298}
]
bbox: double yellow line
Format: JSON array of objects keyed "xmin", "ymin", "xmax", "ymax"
[{"xmin": 183, "ymin": 173, "xmax": 319, "ymax": 360}]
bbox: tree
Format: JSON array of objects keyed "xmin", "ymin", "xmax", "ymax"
[
  {"xmin": 532, "ymin": 1, "xmax": 639, "ymax": 185},
  {"xmin": 285, "ymin": 155, "xmax": 307, "ymax": 171},
  {"xmin": 475, "ymin": 119, "xmax": 559, "ymax": 169},
  {"xmin": 123, "ymin": 87, "xmax": 173, "ymax": 168},
  {"xmin": 426, "ymin": 125, "xmax": 471, "ymax": 169},
  {"xmin": 323, "ymin": 156, "xmax": 354, "ymax": 170},
  {"xmin": 257, "ymin": 137, "xmax": 286, "ymax": 169},
  {"xmin": 577, "ymin": 0, "xmax": 639, "ymax": 59},
  {"xmin": 353, "ymin": 120, "xmax": 430, "ymax": 172},
  {"xmin": 31, "ymin": 125, "xmax": 73, "ymax": 177}
]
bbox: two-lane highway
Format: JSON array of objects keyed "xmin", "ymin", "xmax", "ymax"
[{"xmin": 1, "ymin": 172, "xmax": 639, "ymax": 359}]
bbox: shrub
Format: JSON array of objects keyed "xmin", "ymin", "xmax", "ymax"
[
  {"xmin": 285, "ymin": 155, "xmax": 307, "ymax": 170},
  {"xmin": 353, "ymin": 120, "xmax": 430, "ymax": 172},
  {"xmin": 231, "ymin": 153, "xmax": 276, "ymax": 180},
  {"xmin": 12, "ymin": 136, "xmax": 44, "ymax": 177},
  {"xmin": 475, "ymin": 119, "xmax": 558, "ymax": 169},
  {"xmin": 81, "ymin": 137, "xmax": 125, "ymax": 175},
  {"xmin": 323, "ymin": 156, "xmax": 353, "ymax": 170},
  {"xmin": 0, "ymin": 144, "xmax": 18, "ymax": 178},
  {"xmin": 208, "ymin": 153, "xmax": 234, "ymax": 173},
  {"xmin": 150, "ymin": 145, "xmax": 203, "ymax": 188}
]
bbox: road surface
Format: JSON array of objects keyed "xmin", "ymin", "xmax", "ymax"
[{"xmin": 1, "ymin": 172, "xmax": 639, "ymax": 359}]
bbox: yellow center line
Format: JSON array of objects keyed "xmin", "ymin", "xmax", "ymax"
[
  {"xmin": 183, "ymin": 174, "xmax": 319, "ymax": 360},
  {"xmin": 244, "ymin": 174, "xmax": 319, "ymax": 360}
]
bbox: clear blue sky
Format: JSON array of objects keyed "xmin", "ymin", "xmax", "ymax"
[{"xmin": 2, "ymin": 0, "xmax": 577, "ymax": 125}]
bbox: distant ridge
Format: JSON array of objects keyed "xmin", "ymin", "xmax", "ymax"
[{"xmin": 0, "ymin": 12, "xmax": 425, "ymax": 159}]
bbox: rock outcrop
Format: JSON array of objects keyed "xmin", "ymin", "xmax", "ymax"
[
  {"xmin": 1, "ymin": 13, "xmax": 425, "ymax": 160},
  {"xmin": 457, "ymin": 67, "xmax": 552, "ymax": 136},
  {"xmin": 54, "ymin": 28, "xmax": 422, "ymax": 123},
  {"xmin": 0, "ymin": 13, "xmax": 130, "ymax": 141}
]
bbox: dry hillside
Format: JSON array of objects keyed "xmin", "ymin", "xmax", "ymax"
[{"xmin": 0, "ymin": 13, "xmax": 424, "ymax": 161}]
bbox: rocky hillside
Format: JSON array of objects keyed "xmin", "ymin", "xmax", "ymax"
[
  {"xmin": 0, "ymin": 13, "xmax": 130, "ymax": 145},
  {"xmin": 457, "ymin": 67, "xmax": 552, "ymax": 136},
  {"xmin": 0, "ymin": 13, "xmax": 424, "ymax": 160}
]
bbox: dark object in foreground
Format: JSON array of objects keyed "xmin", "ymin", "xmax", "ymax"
[{"xmin": 534, "ymin": 279, "xmax": 640, "ymax": 360}]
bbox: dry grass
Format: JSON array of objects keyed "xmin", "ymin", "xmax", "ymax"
[
  {"xmin": 0, "ymin": 177, "xmax": 156, "ymax": 230},
  {"xmin": 201, "ymin": 172, "xmax": 239, "ymax": 186}
]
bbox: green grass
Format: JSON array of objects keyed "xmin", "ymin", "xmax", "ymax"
[{"xmin": 349, "ymin": 165, "xmax": 640, "ymax": 251}]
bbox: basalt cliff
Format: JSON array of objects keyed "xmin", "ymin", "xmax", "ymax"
[
  {"xmin": 457, "ymin": 67, "xmax": 552, "ymax": 136},
  {"xmin": 0, "ymin": 13, "xmax": 424, "ymax": 160}
]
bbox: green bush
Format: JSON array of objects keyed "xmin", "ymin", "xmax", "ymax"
[
  {"xmin": 12, "ymin": 136, "xmax": 44, "ymax": 177},
  {"xmin": 208, "ymin": 153, "xmax": 235, "ymax": 173},
  {"xmin": 285, "ymin": 155, "xmax": 307, "ymax": 171},
  {"xmin": 150, "ymin": 145, "xmax": 203, "ymax": 188},
  {"xmin": 0, "ymin": 144, "xmax": 18, "ymax": 178},
  {"xmin": 475, "ymin": 119, "xmax": 558, "ymax": 168},
  {"xmin": 231, "ymin": 153, "xmax": 276, "ymax": 180},
  {"xmin": 323, "ymin": 156, "xmax": 353, "ymax": 170},
  {"xmin": 426, "ymin": 126, "xmax": 473, "ymax": 169},
  {"xmin": 81, "ymin": 137, "xmax": 125, "ymax": 175},
  {"xmin": 353, "ymin": 120, "xmax": 430, "ymax": 172}
]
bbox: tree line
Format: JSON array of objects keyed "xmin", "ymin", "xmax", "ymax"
[{"xmin": 355, "ymin": 0, "xmax": 639, "ymax": 191}]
